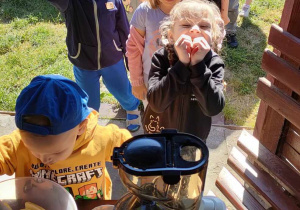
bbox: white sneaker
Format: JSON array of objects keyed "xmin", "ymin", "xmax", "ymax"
[{"xmin": 239, "ymin": 4, "xmax": 250, "ymax": 17}]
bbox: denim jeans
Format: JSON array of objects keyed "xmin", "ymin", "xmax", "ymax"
[{"xmin": 73, "ymin": 59, "xmax": 140, "ymax": 112}]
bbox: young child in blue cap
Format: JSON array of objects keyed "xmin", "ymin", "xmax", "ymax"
[{"xmin": 0, "ymin": 75, "xmax": 132, "ymax": 200}]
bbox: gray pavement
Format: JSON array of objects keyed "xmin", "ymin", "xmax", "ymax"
[{"xmin": 0, "ymin": 104, "xmax": 253, "ymax": 210}]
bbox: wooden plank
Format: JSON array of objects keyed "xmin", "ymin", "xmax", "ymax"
[
  {"xmin": 216, "ymin": 167, "xmax": 264, "ymax": 210},
  {"xmin": 286, "ymin": 125, "xmax": 300, "ymax": 154},
  {"xmin": 262, "ymin": 50, "xmax": 300, "ymax": 96},
  {"xmin": 254, "ymin": 75, "xmax": 290, "ymax": 153},
  {"xmin": 256, "ymin": 77, "xmax": 300, "ymax": 130},
  {"xmin": 268, "ymin": 24, "xmax": 300, "ymax": 64},
  {"xmin": 237, "ymin": 130, "xmax": 300, "ymax": 200},
  {"xmin": 228, "ymin": 147, "xmax": 299, "ymax": 209},
  {"xmin": 281, "ymin": 142, "xmax": 300, "ymax": 172},
  {"xmin": 253, "ymin": 100, "xmax": 284, "ymax": 153},
  {"xmin": 279, "ymin": 0, "xmax": 300, "ymax": 37},
  {"xmin": 278, "ymin": 0, "xmax": 294, "ymax": 31}
]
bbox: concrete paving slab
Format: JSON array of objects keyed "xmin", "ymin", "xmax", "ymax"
[
  {"xmin": 98, "ymin": 103, "xmax": 126, "ymax": 119},
  {"xmin": 204, "ymin": 128, "xmax": 243, "ymax": 210},
  {"xmin": 225, "ymin": 129, "xmax": 253, "ymax": 155},
  {"xmin": 205, "ymin": 127, "xmax": 228, "ymax": 194},
  {"xmin": 0, "ymin": 114, "xmax": 17, "ymax": 136},
  {"xmin": 212, "ymin": 112, "xmax": 225, "ymax": 125},
  {"xmin": 99, "ymin": 103, "xmax": 225, "ymax": 125}
]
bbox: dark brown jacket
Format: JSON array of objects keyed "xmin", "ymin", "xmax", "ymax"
[{"xmin": 143, "ymin": 48, "xmax": 225, "ymax": 141}]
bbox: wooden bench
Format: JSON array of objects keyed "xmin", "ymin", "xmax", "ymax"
[
  {"xmin": 216, "ymin": 1, "xmax": 300, "ymax": 208},
  {"xmin": 216, "ymin": 130, "xmax": 300, "ymax": 209}
]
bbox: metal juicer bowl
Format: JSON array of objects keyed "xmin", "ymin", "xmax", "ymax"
[{"xmin": 0, "ymin": 177, "xmax": 77, "ymax": 210}]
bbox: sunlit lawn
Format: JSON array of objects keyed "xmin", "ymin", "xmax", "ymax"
[{"xmin": 0, "ymin": 0, "xmax": 285, "ymax": 127}]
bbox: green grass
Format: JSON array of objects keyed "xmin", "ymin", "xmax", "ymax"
[
  {"xmin": 221, "ymin": 0, "xmax": 284, "ymax": 127},
  {"xmin": 0, "ymin": 0, "xmax": 285, "ymax": 127},
  {"xmin": 0, "ymin": 0, "xmax": 62, "ymax": 23}
]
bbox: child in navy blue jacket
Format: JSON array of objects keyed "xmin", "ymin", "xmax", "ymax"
[{"xmin": 48, "ymin": 0, "xmax": 140, "ymax": 132}]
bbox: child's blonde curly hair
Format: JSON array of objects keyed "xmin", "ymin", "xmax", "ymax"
[{"xmin": 159, "ymin": 0, "xmax": 225, "ymax": 64}]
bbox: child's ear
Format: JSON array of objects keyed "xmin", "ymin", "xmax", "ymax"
[{"xmin": 78, "ymin": 119, "xmax": 88, "ymax": 135}]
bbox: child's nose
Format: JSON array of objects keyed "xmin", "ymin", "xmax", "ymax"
[{"xmin": 190, "ymin": 25, "xmax": 200, "ymax": 33}]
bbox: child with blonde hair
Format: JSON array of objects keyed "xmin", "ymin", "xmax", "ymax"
[
  {"xmin": 127, "ymin": 0, "xmax": 228, "ymax": 109},
  {"xmin": 143, "ymin": 0, "xmax": 225, "ymax": 141}
]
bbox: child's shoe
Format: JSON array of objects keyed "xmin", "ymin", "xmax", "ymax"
[
  {"xmin": 225, "ymin": 33, "xmax": 239, "ymax": 48},
  {"xmin": 126, "ymin": 109, "xmax": 141, "ymax": 132},
  {"xmin": 239, "ymin": 4, "xmax": 250, "ymax": 17}
]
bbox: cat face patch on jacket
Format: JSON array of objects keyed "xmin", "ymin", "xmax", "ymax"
[{"xmin": 145, "ymin": 115, "xmax": 165, "ymax": 133}]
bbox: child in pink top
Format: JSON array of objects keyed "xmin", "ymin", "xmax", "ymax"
[{"xmin": 126, "ymin": 0, "xmax": 181, "ymax": 108}]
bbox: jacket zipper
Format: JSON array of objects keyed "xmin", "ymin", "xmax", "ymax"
[
  {"xmin": 93, "ymin": 0, "xmax": 101, "ymax": 69},
  {"xmin": 178, "ymin": 95, "xmax": 184, "ymax": 131}
]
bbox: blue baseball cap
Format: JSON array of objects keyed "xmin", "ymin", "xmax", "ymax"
[{"xmin": 15, "ymin": 75, "xmax": 91, "ymax": 135}]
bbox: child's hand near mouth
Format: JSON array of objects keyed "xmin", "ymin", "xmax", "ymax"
[
  {"xmin": 174, "ymin": 35, "xmax": 211, "ymax": 66},
  {"xmin": 190, "ymin": 36, "xmax": 211, "ymax": 66},
  {"xmin": 174, "ymin": 34, "xmax": 193, "ymax": 66}
]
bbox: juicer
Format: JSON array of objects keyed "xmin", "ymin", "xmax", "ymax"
[{"xmin": 112, "ymin": 130, "xmax": 226, "ymax": 210}]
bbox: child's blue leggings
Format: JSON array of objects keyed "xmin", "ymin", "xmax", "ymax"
[{"xmin": 73, "ymin": 59, "xmax": 140, "ymax": 112}]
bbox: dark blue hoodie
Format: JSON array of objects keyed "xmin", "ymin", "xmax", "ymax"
[{"xmin": 48, "ymin": 0, "xmax": 129, "ymax": 70}]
